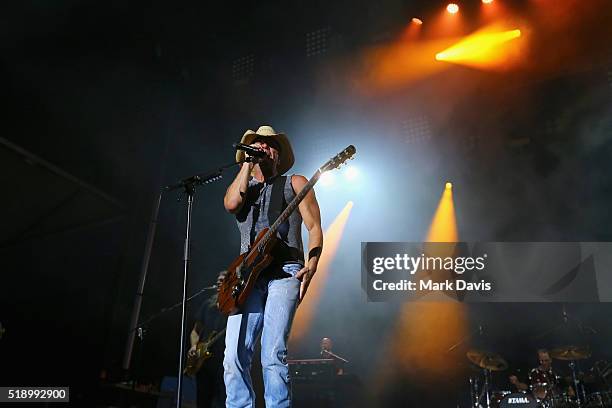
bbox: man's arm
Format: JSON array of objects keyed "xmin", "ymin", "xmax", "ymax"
[
  {"xmin": 189, "ymin": 321, "xmax": 203, "ymax": 354},
  {"xmin": 224, "ymin": 162, "xmax": 254, "ymax": 213},
  {"xmin": 292, "ymin": 175, "xmax": 323, "ymax": 301},
  {"xmin": 509, "ymin": 375, "xmax": 528, "ymax": 391}
]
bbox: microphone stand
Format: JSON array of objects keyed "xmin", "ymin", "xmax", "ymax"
[
  {"xmin": 164, "ymin": 159, "xmax": 247, "ymax": 408},
  {"xmin": 122, "ymin": 157, "xmax": 248, "ymax": 408}
]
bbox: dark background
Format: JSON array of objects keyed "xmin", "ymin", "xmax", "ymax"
[{"xmin": 2, "ymin": 0, "xmax": 612, "ymax": 406}]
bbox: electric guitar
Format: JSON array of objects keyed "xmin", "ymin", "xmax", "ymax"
[
  {"xmin": 217, "ymin": 145, "xmax": 356, "ymax": 315},
  {"xmin": 184, "ymin": 328, "xmax": 227, "ymax": 377}
]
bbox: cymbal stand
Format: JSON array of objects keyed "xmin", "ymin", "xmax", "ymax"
[
  {"xmin": 472, "ymin": 369, "xmax": 492, "ymax": 408},
  {"xmin": 483, "ymin": 368, "xmax": 492, "ymax": 408},
  {"xmin": 469, "ymin": 376, "xmax": 477, "ymax": 408},
  {"xmin": 471, "ymin": 369, "xmax": 492, "ymax": 408},
  {"xmin": 568, "ymin": 360, "xmax": 582, "ymax": 406}
]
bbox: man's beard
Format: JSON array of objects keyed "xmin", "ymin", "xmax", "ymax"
[{"xmin": 259, "ymin": 156, "xmax": 276, "ymax": 172}]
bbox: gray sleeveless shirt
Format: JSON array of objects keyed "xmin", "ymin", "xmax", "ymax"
[{"xmin": 235, "ymin": 175, "xmax": 305, "ymax": 265}]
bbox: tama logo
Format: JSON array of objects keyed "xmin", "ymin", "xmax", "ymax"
[{"xmin": 508, "ymin": 396, "xmax": 530, "ymax": 403}]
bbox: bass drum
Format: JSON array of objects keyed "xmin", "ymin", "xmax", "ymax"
[
  {"xmin": 499, "ymin": 393, "xmax": 539, "ymax": 408},
  {"xmin": 491, "ymin": 390, "xmax": 512, "ymax": 408}
]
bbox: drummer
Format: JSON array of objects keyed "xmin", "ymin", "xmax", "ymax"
[
  {"xmin": 509, "ymin": 349, "xmax": 552, "ymax": 391},
  {"xmin": 509, "ymin": 349, "xmax": 574, "ymax": 400}
]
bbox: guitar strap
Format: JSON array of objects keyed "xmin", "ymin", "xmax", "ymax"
[{"xmin": 267, "ymin": 175, "xmax": 287, "ymax": 225}]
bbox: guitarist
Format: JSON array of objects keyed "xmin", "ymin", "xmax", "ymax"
[
  {"xmin": 189, "ymin": 295, "xmax": 228, "ymax": 408},
  {"xmin": 220, "ymin": 125, "xmax": 323, "ymax": 408}
]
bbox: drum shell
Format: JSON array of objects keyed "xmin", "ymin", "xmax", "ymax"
[{"xmin": 499, "ymin": 392, "xmax": 539, "ymax": 408}]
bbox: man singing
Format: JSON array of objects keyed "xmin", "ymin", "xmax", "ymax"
[{"xmin": 221, "ymin": 125, "xmax": 323, "ymax": 407}]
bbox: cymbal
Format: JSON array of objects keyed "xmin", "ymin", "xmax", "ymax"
[
  {"xmin": 467, "ymin": 349, "xmax": 508, "ymax": 371},
  {"xmin": 550, "ymin": 345, "xmax": 591, "ymax": 361},
  {"xmin": 561, "ymin": 371, "xmax": 598, "ymax": 385}
]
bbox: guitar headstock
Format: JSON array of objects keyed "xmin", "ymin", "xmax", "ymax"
[{"xmin": 319, "ymin": 145, "xmax": 356, "ymax": 173}]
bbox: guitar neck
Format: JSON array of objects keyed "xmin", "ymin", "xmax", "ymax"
[
  {"xmin": 258, "ymin": 171, "xmax": 321, "ymax": 250},
  {"xmin": 208, "ymin": 328, "xmax": 226, "ymax": 345}
]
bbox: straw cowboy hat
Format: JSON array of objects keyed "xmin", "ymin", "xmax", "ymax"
[{"xmin": 235, "ymin": 125, "xmax": 295, "ymax": 174}]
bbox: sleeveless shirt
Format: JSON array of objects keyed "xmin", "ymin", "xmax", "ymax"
[{"xmin": 235, "ymin": 175, "xmax": 305, "ymax": 265}]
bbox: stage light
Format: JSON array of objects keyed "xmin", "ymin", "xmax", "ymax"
[
  {"xmin": 446, "ymin": 182, "xmax": 452, "ymax": 189},
  {"xmin": 447, "ymin": 3, "xmax": 459, "ymax": 14},
  {"xmin": 319, "ymin": 171, "xmax": 335, "ymax": 186},
  {"xmin": 344, "ymin": 165, "xmax": 359, "ymax": 181},
  {"xmin": 435, "ymin": 27, "xmax": 522, "ymax": 68},
  {"xmin": 402, "ymin": 17, "xmax": 424, "ymax": 42},
  {"xmin": 482, "ymin": 0, "xmax": 494, "ymax": 4}
]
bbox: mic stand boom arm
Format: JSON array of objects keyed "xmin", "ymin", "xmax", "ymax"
[{"xmin": 163, "ymin": 159, "xmax": 248, "ymax": 192}]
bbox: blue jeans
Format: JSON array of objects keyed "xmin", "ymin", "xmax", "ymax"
[{"xmin": 223, "ymin": 263, "xmax": 302, "ymax": 408}]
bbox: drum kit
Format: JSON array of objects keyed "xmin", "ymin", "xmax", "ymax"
[{"xmin": 467, "ymin": 347, "xmax": 612, "ymax": 408}]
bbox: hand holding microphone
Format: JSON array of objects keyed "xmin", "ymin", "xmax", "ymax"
[{"xmin": 233, "ymin": 143, "xmax": 266, "ymax": 163}]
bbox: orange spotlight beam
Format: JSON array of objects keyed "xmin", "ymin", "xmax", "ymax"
[
  {"xmin": 358, "ymin": 36, "xmax": 460, "ymax": 92},
  {"xmin": 435, "ymin": 26, "xmax": 524, "ymax": 70},
  {"xmin": 393, "ymin": 184, "xmax": 463, "ymax": 377},
  {"xmin": 290, "ymin": 201, "xmax": 354, "ymax": 343},
  {"xmin": 427, "ymin": 183, "xmax": 458, "ymax": 242},
  {"xmin": 374, "ymin": 183, "xmax": 466, "ymax": 390}
]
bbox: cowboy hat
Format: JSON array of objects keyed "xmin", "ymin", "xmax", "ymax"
[{"xmin": 235, "ymin": 125, "xmax": 294, "ymax": 174}]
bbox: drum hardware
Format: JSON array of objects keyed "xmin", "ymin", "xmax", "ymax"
[
  {"xmin": 551, "ymin": 346, "xmax": 592, "ymax": 407},
  {"xmin": 584, "ymin": 360, "xmax": 612, "ymax": 407},
  {"xmin": 467, "ymin": 367, "xmax": 494, "ymax": 407},
  {"xmin": 484, "ymin": 368, "xmax": 493, "ymax": 408},
  {"xmin": 491, "ymin": 390, "xmax": 512, "ymax": 407},
  {"xmin": 467, "ymin": 349, "xmax": 509, "ymax": 408},
  {"xmin": 498, "ymin": 393, "xmax": 538, "ymax": 408},
  {"xmin": 461, "ymin": 304, "xmax": 610, "ymax": 408},
  {"xmin": 470, "ymin": 376, "xmax": 479, "ymax": 408},
  {"xmin": 592, "ymin": 360, "xmax": 612, "ymax": 391},
  {"xmin": 551, "ymin": 346, "xmax": 592, "ymax": 362},
  {"xmin": 585, "ymin": 391, "xmax": 612, "ymax": 408},
  {"xmin": 468, "ymin": 350, "xmax": 509, "ymax": 372}
]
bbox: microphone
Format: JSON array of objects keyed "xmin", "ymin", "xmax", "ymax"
[{"xmin": 233, "ymin": 143, "xmax": 266, "ymax": 158}]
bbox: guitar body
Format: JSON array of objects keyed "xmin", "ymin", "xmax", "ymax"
[
  {"xmin": 184, "ymin": 328, "xmax": 227, "ymax": 377},
  {"xmin": 217, "ymin": 228, "xmax": 277, "ymax": 315},
  {"xmin": 184, "ymin": 340, "xmax": 213, "ymax": 377}
]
